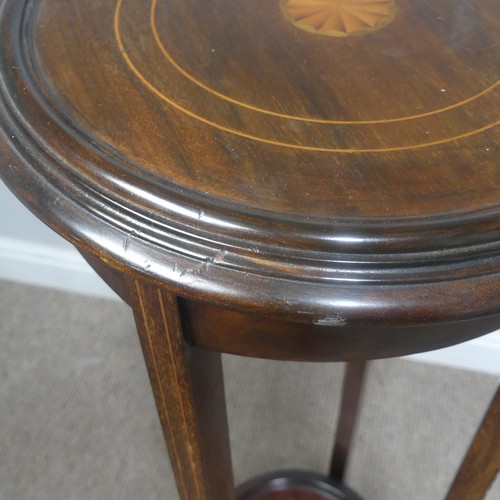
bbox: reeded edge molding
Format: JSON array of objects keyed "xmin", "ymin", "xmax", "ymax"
[
  {"xmin": 12, "ymin": 1, "xmax": 500, "ymax": 253},
  {"xmin": 0, "ymin": 0, "xmax": 499, "ymax": 325},
  {"xmin": 2, "ymin": 129, "xmax": 500, "ymax": 326},
  {"xmin": 11, "ymin": 3, "xmax": 500, "ymax": 258}
]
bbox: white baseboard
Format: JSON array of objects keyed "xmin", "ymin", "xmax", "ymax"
[
  {"xmin": 405, "ymin": 335, "xmax": 500, "ymax": 376},
  {"xmin": 1, "ymin": 237, "xmax": 499, "ymax": 375},
  {"xmin": 0, "ymin": 236, "xmax": 118, "ymax": 300}
]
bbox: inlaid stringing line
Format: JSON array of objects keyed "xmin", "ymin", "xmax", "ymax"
[
  {"xmin": 115, "ymin": 0, "xmax": 499, "ymax": 153},
  {"xmin": 156, "ymin": 289, "xmax": 206, "ymax": 500},
  {"xmin": 134, "ymin": 281, "xmax": 190, "ymax": 500},
  {"xmin": 150, "ymin": 0, "xmax": 500, "ymax": 125}
]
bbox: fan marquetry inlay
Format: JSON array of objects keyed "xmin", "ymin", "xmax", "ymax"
[{"xmin": 281, "ymin": 0, "xmax": 397, "ymax": 37}]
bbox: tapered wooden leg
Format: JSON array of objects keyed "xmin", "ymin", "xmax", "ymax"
[
  {"xmin": 130, "ymin": 279, "xmax": 235, "ymax": 500},
  {"xmin": 445, "ymin": 386, "xmax": 500, "ymax": 500},
  {"xmin": 329, "ymin": 361, "xmax": 368, "ymax": 482}
]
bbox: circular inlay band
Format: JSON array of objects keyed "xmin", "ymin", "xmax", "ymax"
[
  {"xmin": 150, "ymin": 0, "xmax": 498, "ymax": 126},
  {"xmin": 114, "ymin": 0, "xmax": 499, "ymax": 153}
]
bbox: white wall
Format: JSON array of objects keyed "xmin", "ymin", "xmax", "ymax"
[
  {"xmin": 0, "ymin": 182, "xmax": 117, "ymax": 298},
  {"xmin": 1, "ymin": 180, "xmax": 499, "ymax": 375},
  {"xmin": 0, "ymin": 181, "xmax": 70, "ymax": 248}
]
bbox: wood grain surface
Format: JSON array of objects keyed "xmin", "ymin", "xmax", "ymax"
[
  {"xmin": 130, "ymin": 281, "xmax": 235, "ymax": 500},
  {"xmin": 1, "ymin": 4, "xmax": 498, "ymax": 499},
  {"xmin": 0, "ymin": 0, "xmax": 499, "ymax": 332},
  {"xmin": 31, "ymin": 0, "xmax": 500, "ymax": 217},
  {"xmin": 237, "ymin": 470, "xmax": 362, "ymax": 500}
]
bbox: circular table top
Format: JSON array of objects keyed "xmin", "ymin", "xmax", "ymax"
[{"xmin": 0, "ymin": 0, "xmax": 499, "ymax": 327}]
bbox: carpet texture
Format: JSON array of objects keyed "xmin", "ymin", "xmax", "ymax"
[{"xmin": 0, "ymin": 280, "xmax": 498, "ymax": 500}]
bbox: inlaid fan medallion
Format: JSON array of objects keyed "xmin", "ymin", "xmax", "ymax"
[{"xmin": 281, "ymin": 0, "xmax": 397, "ymax": 37}]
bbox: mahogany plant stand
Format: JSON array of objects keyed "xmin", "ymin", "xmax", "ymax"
[{"xmin": 0, "ymin": 0, "xmax": 499, "ymax": 498}]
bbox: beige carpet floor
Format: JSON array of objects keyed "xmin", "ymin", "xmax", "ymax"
[{"xmin": 0, "ymin": 280, "xmax": 498, "ymax": 500}]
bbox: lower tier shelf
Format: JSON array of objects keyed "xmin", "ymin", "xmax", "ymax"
[{"xmin": 237, "ymin": 470, "xmax": 363, "ymax": 500}]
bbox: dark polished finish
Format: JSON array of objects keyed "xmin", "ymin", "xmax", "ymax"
[
  {"xmin": 0, "ymin": 0, "xmax": 499, "ymax": 499},
  {"xmin": 330, "ymin": 362, "xmax": 367, "ymax": 482},
  {"xmin": 182, "ymin": 299, "xmax": 500, "ymax": 361},
  {"xmin": 446, "ymin": 386, "xmax": 500, "ymax": 500},
  {"xmin": 130, "ymin": 281, "xmax": 235, "ymax": 500},
  {"xmin": 0, "ymin": 0, "xmax": 499, "ymax": 329},
  {"xmin": 237, "ymin": 471, "xmax": 363, "ymax": 500}
]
